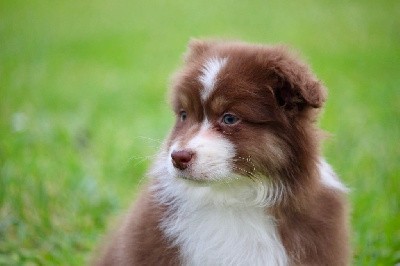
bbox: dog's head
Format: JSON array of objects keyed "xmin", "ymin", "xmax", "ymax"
[{"xmin": 159, "ymin": 40, "xmax": 326, "ymax": 195}]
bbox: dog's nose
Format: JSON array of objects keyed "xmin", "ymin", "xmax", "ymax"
[{"xmin": 171, "ymin": 150, "xmax": 193, "ymax": 170}]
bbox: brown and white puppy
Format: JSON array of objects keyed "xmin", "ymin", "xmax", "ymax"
[{"xmin": 94, "ymin": 40, "xmax": 350, "ymax": 266}]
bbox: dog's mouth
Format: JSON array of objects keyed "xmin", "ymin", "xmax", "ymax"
[
  {"xmin": 175, "ymin": 174, "xmax": 212, "ymax": 185},
  {"xmin": 173, "ymin": 168, "xmax": 215, "ymax": 183},
  {"xmin": 170, "ymin": 163, "xmax": 244, "ymax": 184},
  {"xmin": 167, "ymin": 149, "xmax": 248, "ymax": 184}
]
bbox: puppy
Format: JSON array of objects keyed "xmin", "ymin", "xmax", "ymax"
[{"xmin": 94, "ymin": 40, "xmax": 350, "ymax": 266}]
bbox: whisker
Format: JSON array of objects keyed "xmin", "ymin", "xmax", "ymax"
[
  {"xmin": 232, "ymin": 155, "xmax": 258, "ymax": 181},
  {"xmin": 232, "ymin": 165, "xmax": 257, "ymax": 181},
  {"xmin": 133, "ymin": 136, "xmax": 163, "ymax": 144},
  {"xmin": 128, "ymin": 153, "xmax": 159, "ymax": 168},
  {"xmin": 137, "ymin": 174, "xmax": 149, "ymax": 187}
]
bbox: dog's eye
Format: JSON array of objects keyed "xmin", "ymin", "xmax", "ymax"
[
  {"xmin": 222, "ymin": 113, "xmax": 239, "ymax": 125},
  {"xmin": 179, "ymin": 111, "xmax": 187, "ymax": 121}
]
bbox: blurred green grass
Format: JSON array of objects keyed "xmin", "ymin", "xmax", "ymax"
[{"xmin": 1, "ymin": 0, "xmax": 399, "ymax": 264}]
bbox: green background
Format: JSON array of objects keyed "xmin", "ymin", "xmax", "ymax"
[{"xmin": 1, "ymin": 0, "xmax": 399, "ymax": 264}]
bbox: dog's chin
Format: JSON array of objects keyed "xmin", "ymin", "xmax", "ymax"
[
  {"xmin": 176, "ymin": 175, "xmax": 210, "ymax": 185},
  {"xmin": 174, "ymin": 172, "xmax": 226, "ymax": 184},
  {"xmin": 171, "ymin": 168, "xmax": 240, "ymax": 185}
]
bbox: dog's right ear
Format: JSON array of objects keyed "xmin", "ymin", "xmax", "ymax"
[
  {"xmin": 184, "ymin": 39, "xmax": 213, "ymax": 63},
  {"xmin": 266, "ymin": 46, "xmax": 327, "ymax": 113}
]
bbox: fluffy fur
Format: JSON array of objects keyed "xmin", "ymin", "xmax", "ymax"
[{"xmin": 93, "ymin": 40, "xmax": 350, "ymax": 266}]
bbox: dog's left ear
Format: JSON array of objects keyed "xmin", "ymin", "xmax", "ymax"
[
  {"xmin": 184, "ymin": 39, "xmax": 219, "ymax": 63},
  {"xmin": 269, "ymin": 46, "xmax": 327, "ymax": 112}
]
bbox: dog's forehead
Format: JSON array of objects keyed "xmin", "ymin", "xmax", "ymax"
[
  {"xmin": 196, "ymin": 55, "xmax": 257, "ymax": 96},
  {"xmin": 198, "ymin": 57, "xmax": 228, "ymax": 102},
  {"xmin": 200, "ymin": 54, "xmax": 273, "ymax": 100},
  {"xmin": 171, "ymin": 50, "xmax": 276, "ymax": 119}
]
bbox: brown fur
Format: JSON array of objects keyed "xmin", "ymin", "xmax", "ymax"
[
  {"xmin": 93, "ymin": 39, "xmax": 350, "ymax": 265},
  {"xmin": 274, "ymin": 188, "xmax": 349, "ymax": 265},
  {"xmin": 92, "ymin": 184, "xmax": 179, "ymax": 265}
]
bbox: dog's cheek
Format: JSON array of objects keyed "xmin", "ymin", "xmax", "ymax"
[
  {"xmin": 261, "ymin": 133, "xmax": 291, "ymax": 171},
  {"xmin": 232, "ymin": 128, "xmax": 291, "ymax": 178}
]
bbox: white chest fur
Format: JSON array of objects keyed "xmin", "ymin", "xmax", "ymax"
[{"xmin": 154, "ymin": 178, "xmax": 288, "ymax": 266}]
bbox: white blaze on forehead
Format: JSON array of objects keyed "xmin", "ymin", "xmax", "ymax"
[{"xmin": 198, "ymin": 57, "xmax": 228, "ymax": 101}]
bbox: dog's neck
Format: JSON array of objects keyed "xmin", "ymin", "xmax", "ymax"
[{"xmin": 152, "ymin": 176, "xmax": 289, "ymax": 266}]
